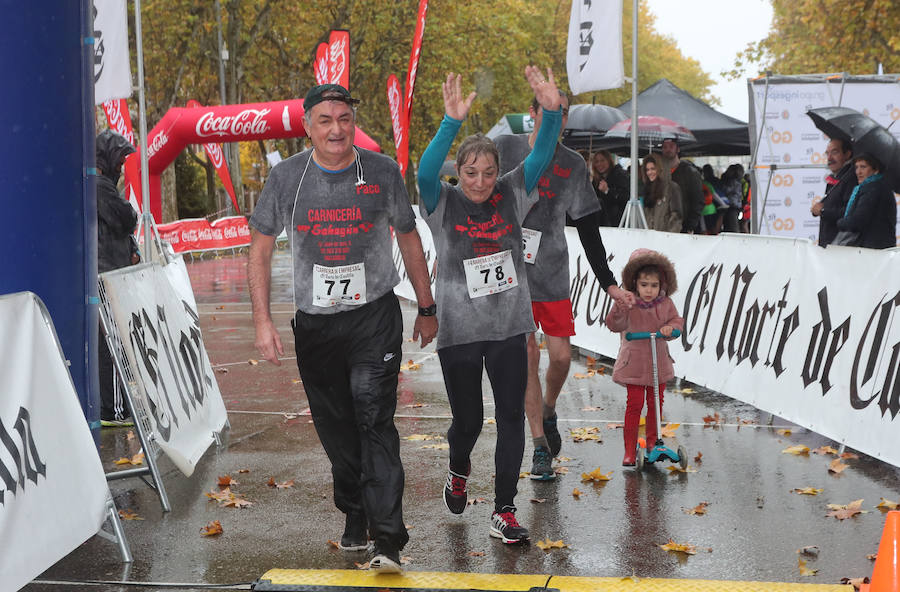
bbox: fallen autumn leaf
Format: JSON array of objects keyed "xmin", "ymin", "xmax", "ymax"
[
  {"xmin": 118, "ymin": 509, "xmax": 144, "ymax": 521},
  {"xmin": 536, "ymin": 538, "xmax": 569, "ymax": 551},
  {"xmin": 581, "ymin": 467, "xmax": 613, "ymax": 482},
  {"xmin": 782, "ymin": 445, "xmax": 810, "ymax": 455},
  {"xmin": 876, "ymin": 498, "xmax": 899, "ymax": 511},
  {"xmin": 659, "ymin": 539, "xmax": 697, "ymax": 555},
  {"xmin": 200, "ymin": 520, "xmax": 223, "ymax": 536},
  {"xmin": 826, "ymin": 499, "xmax": 868, "ymax": 520},
  {"xmin": 828, "ymin": 459, "xmax": 849, "ymax": 474},
  {"xmin": 792, "ymin": 487, "xmax": 824, "ymax": 495},
  {"xmin": 683, "ymin": 502, "xmax": 709, "ymax": 515}
]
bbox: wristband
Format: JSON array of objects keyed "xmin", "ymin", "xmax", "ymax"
[{"xmin": 418, "ymin": 304, "xmax": 437, "ymax": 317}]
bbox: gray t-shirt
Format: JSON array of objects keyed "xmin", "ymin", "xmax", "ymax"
[
  {"xmin": 249, "ymin": 148, "xmax": 415, "ymax": 315},
  {"xmin": 420, "ymin": 165, "xmax": 538, "ymax": 349},
  {"xmin": 495, "ymin": 134, "xmax": 600, "ymax": 302}
]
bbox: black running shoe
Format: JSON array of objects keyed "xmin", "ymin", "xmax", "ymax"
[
  {"xmin": 529, "ymin": 446, "xmax": 555, "ymax": 481},
  {"xmin": 543, "ymin": 412, "xmax": 561, "ymax": 457},
  {"xmin": 370, "ymin": 547, "xmax": 402, "ymax": 573},
  {"xmin": 338, "ymin": 511, "xmax": 369, "ymax": 551},
  {"xmin": 443, "ymin": 469, "xmax": 468, "ymax": 514},
  {"xmin": 490, "ymin": 507, "xmax": 529, "ymax": 544}
]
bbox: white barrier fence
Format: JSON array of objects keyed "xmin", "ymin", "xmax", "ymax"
[
  {"xmin": 395, "ymin": 224, "xmax": 900, "ymax": 468},
  {"xmin": 0, "ymin": 292, "xmax": 110, "ymax": 592},
  {"xmin": 101, "ymin": 261, "xmax": 228, "ymax": 477}
]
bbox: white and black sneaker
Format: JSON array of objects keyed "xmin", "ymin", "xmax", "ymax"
[
  {"xmin": 443, "ymin": 469, "xmax": 468, "ymax": 514},
  {"xmin": 369, "ymin": 547, "xmax": 402, "ymax": 574},
  {"xmin": 490, "ymin": 506, "xmax": 529, "ymax": 544}
]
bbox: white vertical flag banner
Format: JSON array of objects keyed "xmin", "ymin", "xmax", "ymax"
[
  {"xmin": 566, "ymin": 0, "xmax": 624, "ymax": 94},
  {"xmin": 93, "ymin": 0, "xmax": 133, "ymax": 105}
]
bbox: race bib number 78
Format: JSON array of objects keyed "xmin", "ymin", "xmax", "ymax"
[
  {"xmin": 463, "ymin": 250, "xmax": 518, "ymax": 299},
  {"xmin": 312, "ymin": 263, "xmax": 367, "ymax": 307}
]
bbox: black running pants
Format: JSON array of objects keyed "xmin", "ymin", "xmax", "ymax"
[
  {"xmin": 437, "ymin": 333, "xmax": 527, "ymax": 512},
  {"xmin": 293, "ymin": 291, "xmax": 408, "ymax": 552}
]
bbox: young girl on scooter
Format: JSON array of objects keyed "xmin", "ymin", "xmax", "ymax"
[{"xmin": 605, "ymin": 249, "xmax": 684, "ymax": 466}]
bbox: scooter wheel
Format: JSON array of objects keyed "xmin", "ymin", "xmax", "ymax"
[
  {"xmin": 636, "ymin": 446, "xmax": 645, "ymax": 470},
  {"xmin": 677, "ymin": 445, "xmax": 688, "ymax": 469}
]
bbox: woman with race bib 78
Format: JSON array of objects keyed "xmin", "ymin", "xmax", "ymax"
[{"xmin": 416, "ymin": 66, "xmax": 562, "ymax": 545}]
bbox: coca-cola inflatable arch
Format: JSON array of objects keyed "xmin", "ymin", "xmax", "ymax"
[{"xmin": 141, "ymin": 99, "xmax": 380, "ymax": 222}]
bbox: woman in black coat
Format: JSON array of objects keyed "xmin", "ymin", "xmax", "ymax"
[
  {"xmin": 591, "ymin": 150, "xmax": 630, "ymax": 226},
  {"xmin": 835, "ymin": 153, "xmax": 897, "ymax": 249}
]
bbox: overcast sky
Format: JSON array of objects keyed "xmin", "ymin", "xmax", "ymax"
[{"xmin": 643, "ymin": 0, "xmax": 774, "ymax": 122}]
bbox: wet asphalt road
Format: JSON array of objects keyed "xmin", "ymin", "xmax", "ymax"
[{"xmin": 25, "ymin": 250, "xmax": 900, "ymax": 591}]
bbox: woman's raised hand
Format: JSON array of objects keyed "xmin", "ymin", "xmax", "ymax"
[
  {"xmin": 443, "ymin": 73, "xmax": 476, "ymax": 121},
  {"xmin": 525, "ymin": 65, "xmax": 561, "ymax": 112}
]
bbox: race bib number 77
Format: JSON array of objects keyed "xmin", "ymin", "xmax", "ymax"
[
  {"xmin": 312, "ymin": 263, "xmax": 367, "ymax": 307},
  {"xmin": 463, "ymin": 250, "xmax": 518, "ymax": 299}
]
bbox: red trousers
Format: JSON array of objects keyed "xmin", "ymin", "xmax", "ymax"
[{"xmin": 624, "ymin": 384, "xmax": 666, "ymax": 451}]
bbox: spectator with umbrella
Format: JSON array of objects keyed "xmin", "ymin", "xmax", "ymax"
[
  {"xmin": 811, "ymin": 139, "xmax": 857, "ymax": 247},
  {"xmin": 807, "ymin": 106, "xmax": 900, "ymax": 248},
  {"xmin": 833, "ymin": 153, "xmax": 896, "ymax": 249}
]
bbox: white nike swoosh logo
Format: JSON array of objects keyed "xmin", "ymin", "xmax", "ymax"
[{"xmin": 384, "ymin": 353, "xmax": 395, "ymax": 362}]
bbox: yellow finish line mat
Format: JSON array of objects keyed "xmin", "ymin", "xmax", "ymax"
[{"xmin": 253, "ymin": 569, "xmax": 851, "ymax": 591}]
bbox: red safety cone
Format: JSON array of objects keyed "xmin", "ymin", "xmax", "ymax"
[{"xmin": 861, "ymin": 510, "xmax": 899, "ymax": 592}]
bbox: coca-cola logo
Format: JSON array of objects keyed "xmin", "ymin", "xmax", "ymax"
[
  {"xmin": 205, "ymin": 143, "xmax": 225, "ymax": 168},
  {"xmin": 387, "ymin": 81, "xmax": 404, "ymax": 149},
  {"xmin": 147, "ymin": 131, "xmax": 169, "ymax": 158},
  {"xmin": 195, "ymin": 109, "xmax": 271, "ymax": 139},
  {"xmin": 329, "ymin": 37, "xmax": 347, "ymax": 85}
]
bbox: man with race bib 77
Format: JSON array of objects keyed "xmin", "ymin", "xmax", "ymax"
[{"xmin": 248, "ymin": 84, "xmax": 437, "ymax": 574}]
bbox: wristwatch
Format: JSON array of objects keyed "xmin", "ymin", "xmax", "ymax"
[{"xmin": 418, "ymin": 303, "xmax": 437, "ymax": 317}]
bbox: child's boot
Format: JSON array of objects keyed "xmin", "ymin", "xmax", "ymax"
[{"xmin": 622, "ymin": 419, "xmax": 639, "ymax": 466}]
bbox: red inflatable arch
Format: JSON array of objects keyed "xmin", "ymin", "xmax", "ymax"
[{"xmin": 140, "ymin": 99, "xmax": 381, "ymax": 222}]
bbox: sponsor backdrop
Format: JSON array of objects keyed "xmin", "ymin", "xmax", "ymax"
[
  {"xmin": 0, "ymin": 293, "xmax": 108, "ymax": 592},
  {"xmin": 748, "ymin": 76, "xmax": 900, "ymax": 242},
  {"xmin": 155, "ymin": 216, "xmax": 251, "ymax": 254},
  {"xmin": 395, "ymin": 224, "xmax": 900, "ymax": 468},
  {"xmin": 101, "ymin": 263, "xmax": 228, "ymax": 476}
]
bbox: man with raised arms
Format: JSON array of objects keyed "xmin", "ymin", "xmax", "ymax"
[{"xmin": 496, "ymin": 93, "xmax": 634, "ymax": 481}]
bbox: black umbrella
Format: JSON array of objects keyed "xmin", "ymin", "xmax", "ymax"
[
  {"xmin": 807, "ymin": 106, "xmax": 900, "ymax": 192},
  {"xmin": 561, "ymin": 104, "xmax": 627, "ymax": 151}
]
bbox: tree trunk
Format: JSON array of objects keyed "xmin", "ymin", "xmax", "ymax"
[{"xmin": 161, "ymin": 165, "xmax": 178, "ymax": 223}]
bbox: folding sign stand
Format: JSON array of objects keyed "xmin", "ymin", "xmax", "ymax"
[
  {"xmin": 95, "ymin": 494, "xmax": 133, "ymax": 562},
  {"xmin": 98, "ymin": 281, "xmax": 172, "ymax": 513}
]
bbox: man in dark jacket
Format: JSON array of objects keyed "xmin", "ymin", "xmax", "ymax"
[
  {"xmin": 96, "ymin": 129, "xmax": 137, "ymax": 426},
  {"xmin": 662, "ymin": 137, "xmax": 703, "ymax": 233},
  {"xmin": 811, "ymin": 138, "xmax": 857, "ymax": 247}
]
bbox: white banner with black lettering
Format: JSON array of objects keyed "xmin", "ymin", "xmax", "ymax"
[
  {"xmin": 566, "ymin": 228, "xmax": 900, "ymax": 467},
  {"xmin": 566, "ymin": 0, "xmax": 624, "ymax": 94},
  {"xmin": 393, "ymin": 224, "xmax": 900, "ymax": 468},
  {"xmin": 92, "ymin": 0, "xmax": 133, "ymax": 105},
  {"xmin": 101, "ymin": 263, "xmax": 227, "ymax": 476},
  {"xmin": 0, "ymin": 292, "xmax": 108, "ymax": 592}
]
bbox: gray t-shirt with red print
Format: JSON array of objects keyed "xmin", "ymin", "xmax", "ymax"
[
  {"xmin": 420, "ymin": 165, "xmax": 538, "ymax": 349},
  {"xmin": 249, "ymin": 148, "xmax": 415, "ymax": 315},
  {"xmin": 495, "ymin": 134, "xmax": 600, "ymax": 302}
]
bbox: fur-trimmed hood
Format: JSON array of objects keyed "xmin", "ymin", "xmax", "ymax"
[{"xmin": 621, "ymin": 248, "xmax": 678, "ymax": 295}]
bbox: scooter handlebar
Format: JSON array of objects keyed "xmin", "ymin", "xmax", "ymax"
[{"xmin": 625, "ymin": 329, "xmax": 681, "ymax": 341}]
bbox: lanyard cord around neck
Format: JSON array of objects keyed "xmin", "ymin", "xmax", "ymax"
[{"xmin": 288, "ymin": 148, "xmax": 366, "ymax": 309}]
